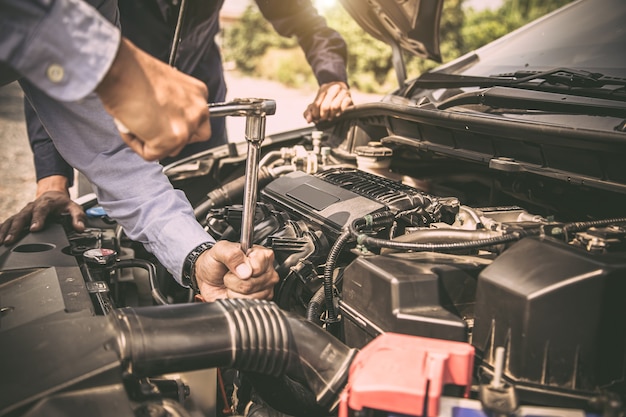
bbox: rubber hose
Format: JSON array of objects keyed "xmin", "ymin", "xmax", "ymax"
[
  {"xmin": 115, "ymin": 258, "xmax": 170, "ymax": 305},
  {"xmin": 194, "ymin": 166, "xmax": 274, "ymax": 220},
  {"xmin": 110, "ymin": 299, "xmax": 356, "ymax": 410},
  {"xmin": 323, "ymin": 211, "xmax": 395, "ymax": 322},
  {"xmin": 354, "ymin": 227, "xmax": 530, "ymax": 251},
  {"xmin": 562, "ymin": 217, "xmax": 626, "ymax": 242},
  {"xmin": 306, "ymin": 285, "xmax": 325, "ymax": 323},
  {"xmin": 323, "ymin": 229, "xmax": 351, "ymax": 323}
]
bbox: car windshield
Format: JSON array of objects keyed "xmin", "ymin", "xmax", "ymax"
[{"xmin": 459, "ymin": 0, "xmax": 626, "ymax": 79}]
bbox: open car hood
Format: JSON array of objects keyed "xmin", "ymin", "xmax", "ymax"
[{"xmin": 338, "ymin": 0, "xmax": 443, "ymax": 62}]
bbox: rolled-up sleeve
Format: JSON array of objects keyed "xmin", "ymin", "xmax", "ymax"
[{"xmin": 0, "ymin": 0, "xmax": 121, "ymax": 101}]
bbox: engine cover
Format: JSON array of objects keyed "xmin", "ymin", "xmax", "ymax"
[
  {"xmin": 261, "ymin": 168, "xmax": 459, "ymax": 239},
  {"xmin": 473, "ymin": 237, "xmax": 626, "ymax": 396}
]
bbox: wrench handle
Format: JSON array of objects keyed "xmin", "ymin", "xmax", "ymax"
[{"xmin": 240, "ymin": 141, "xmax": 261, "ymax": 254}]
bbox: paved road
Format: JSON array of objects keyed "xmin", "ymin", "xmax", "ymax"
[
  {"xmin": 0, "ymin": 82, "xmax": 36, "ymax": 222},
  {"xmin": 0, "ymin": 71, "xmax": 379, "ymax": 223}
]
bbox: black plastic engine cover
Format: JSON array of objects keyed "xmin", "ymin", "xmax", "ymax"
[
  {"xmin": 261, "ymin": 170, "xmax": 386, "ymax": 240},
  {"xmin": 339, "ymin": 253, "xmax": 482, "ymax": 349},
  {"xmin": 472, "ymin": 236, "xmax": 626, "ymax": 394}
]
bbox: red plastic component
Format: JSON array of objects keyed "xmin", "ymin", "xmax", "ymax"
[{"xmin": 338, "ymin": 333, "xmax": 474, "ymax": 417}]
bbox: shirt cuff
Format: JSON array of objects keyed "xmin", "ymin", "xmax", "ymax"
[
  {"xmin": 11, "ymin": 0, "xmax": 121, "ymax": 101},
  {"xmin": 150, "ymin": 212, "xmax": 216, "ymax": 285}
]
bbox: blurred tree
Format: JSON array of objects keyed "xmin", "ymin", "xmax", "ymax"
[
  {"xmin": 462, "ymin": 0, "xmax": 575, "ymax": 53},
  {"xmin": 223, "ymin": 5, "xmax": 296, "ymax": 72}
]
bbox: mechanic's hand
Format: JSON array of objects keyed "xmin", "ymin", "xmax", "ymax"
[
  {"xmin": 193, "ymin": 240, "xmax": 279, "ymax": 302},
  {"xmin": 0, "ymin": 191, "xmax": 86, "ymax": 245},
  {"xmin": 304, "ymin": 81, "xmax": 353, "ymax": 123},
  {"xmin": 96, "ymin": 38, "xmax": 212, "ymax": 161}
]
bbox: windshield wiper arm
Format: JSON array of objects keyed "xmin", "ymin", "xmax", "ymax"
[
  {"xmin": 410, "ymin": 68, "xmax": 626, "ymax": 89},
  {"xmin": 495, "ymin": 68, "xmax": 626, "ymax": 88}
]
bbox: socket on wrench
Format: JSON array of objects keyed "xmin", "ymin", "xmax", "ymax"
[{"xmin": 208, "ymin": 98, "xmax": 276, "ymax": 253}]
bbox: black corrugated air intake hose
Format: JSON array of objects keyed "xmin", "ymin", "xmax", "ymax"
[{"xmin": 110, "ymin": 298, "xmax": 357, "ymax": 412}]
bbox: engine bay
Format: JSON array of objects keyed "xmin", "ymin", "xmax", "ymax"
[{"xmin": 2, "ymin": 111, "xmax": 626, "ymax": 417}]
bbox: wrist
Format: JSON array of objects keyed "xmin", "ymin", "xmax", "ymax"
[
  {"xmin": 96, "ymin": 37, "xmax": 133, "ymax": 111},
  {"xmin": 182, "ymin": 242, "xmax": 214, "ymax": 292},
  {"xmin": 36, "ymin": 175, "xmax": 70, "ymax": 198}
]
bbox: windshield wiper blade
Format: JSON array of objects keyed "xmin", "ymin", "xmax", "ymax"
[
  {"xmin": 411, "ymin": 68, "xmax": 626, "ymax": 89},
  {"xmin": 496, "ymin": 68, "xmax": 626, "ymax": 88},
  {"xmin": 436, "ymin": 86, "xmax": 626, "ymax": 118}
]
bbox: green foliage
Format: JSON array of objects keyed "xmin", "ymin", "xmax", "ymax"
[
  {"xmin": 222, "ymin": 0, "xmax": 576, "ymax": 93},
  {"xmin": 222, "ymin": 5, "xmax": 297, "ymax": 73},
  {"xmin": 322, "ymin": 6, "xmax": 394, "ymax": 92},
  {"xmin": 461, "ymin": 0, "xmax": 575, "ymax": 53},
  {"xmin": 257, "ymin": 48, "xmax": 317, "ymax": 89}
]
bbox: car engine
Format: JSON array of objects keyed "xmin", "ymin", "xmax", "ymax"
[{"xmin": 2, "ymin": 112, "xmax": 625, "ymax": 417}]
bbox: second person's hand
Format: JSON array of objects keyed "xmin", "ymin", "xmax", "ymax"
[
  {"xmin": 304, "ymin": 81, "xmax": 353, "ymax": 123},
  {"xmin": 0, "ymin": 187, "xmax": 86, "ymax": 245}
]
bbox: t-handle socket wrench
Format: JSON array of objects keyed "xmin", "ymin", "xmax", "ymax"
[
  {"xmin": 208, "ymin": 98, "xmax": 276, "ymax": 253},
  {"xmin": 114, "ymin": 98, "xmax": 276, "ymax": 252}
]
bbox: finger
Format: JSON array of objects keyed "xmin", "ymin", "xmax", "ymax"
[
  {"xmin": 246, "ymin": 246, "xmax": 276, "ymax": 274},
  {"xmin": 306, "ymin": 100, "xmax": 322, "ymax": 122},
  {"xmin": 0, "ymin": 219, "xmax": 12, "ymax": 244},
  {"xmin": 340, "ymin": 94, "xmax": 354, "ymax": 112},
  {"xmin": 190, "ymin": 111, "xmax": 212, "ymax": 143},
  {"xmin": 6, "ymin": 215, "xmax": 30, "ymax": 243},
  {"xmin": 67, "ymin": 203, "xmax": 87, "ymax": 232},
  {"xmin": 166, "ymin": 142, "xmax": 187, "ymax": 158},
  {"xmin": 120, "ymin": 133, "xmax": 151, "ymax": 160},
  {"xmin": 319, "ymin": 85, "xmax": 344, "ymax": 120},
  {"xmin": 210, "ymin": 241, "xmax": 250, "ymax": 279},
  {"xmin": 226, "ymin": 287, "xmax": 274, "ymax": 300},
  {"xmin": 303, "ymin": 104, "xmax": 316, "ymax": 123},
  {"xmin": 329, "ymin": 91, "xmax": 351, "ymax": 118},
  {"xmin": 30, "ymin": 200, "xmax": 53, "ymax": 231},
  {"xmin": 223, "ymin": 272, "xmax": 271, "ymax": 295},
  {"xmin": 319, "ymin": 93, "xmax": 334, "ymax": 120},
  {"xmin": 198, "ymin": 282, "xmax": 228, "ymax": 303}
]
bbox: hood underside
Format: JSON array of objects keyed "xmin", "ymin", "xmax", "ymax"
[{"xmin": 339, "ymin": 0, "xmax": 443, "ymax": 62}]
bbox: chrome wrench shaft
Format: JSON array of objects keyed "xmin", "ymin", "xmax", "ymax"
[{"xmin": 208, "ymin": 98, "xmax": 276, "ymax": 253}]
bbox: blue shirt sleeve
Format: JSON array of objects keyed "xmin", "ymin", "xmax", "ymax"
[
  {"xmin": 0, "ymin": 0, "xmax": 121, "ymax": 101},
  {"xmin": 19, "ymin": 78, "xmax": 214, "ymax": 284}
]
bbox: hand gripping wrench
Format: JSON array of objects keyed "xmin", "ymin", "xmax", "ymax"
[{"xmin": 208, "ymin": 98, "xmax": 276, "ymax": 253}]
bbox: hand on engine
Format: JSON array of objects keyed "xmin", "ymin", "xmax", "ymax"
[
  {"xmin": 0, "ymin": 178, "xmax": 86, "ymax": 245},
  {"xmin": 95, "ymin": 38, "xmax": 212, "ymax": 161},
  {"xmin": 194, "ymin": 240, "xmax": 279, "ymax": 302},
  {"xmin": 304, "ymin": 81, "xmax": 353, "ymax": 123}
]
